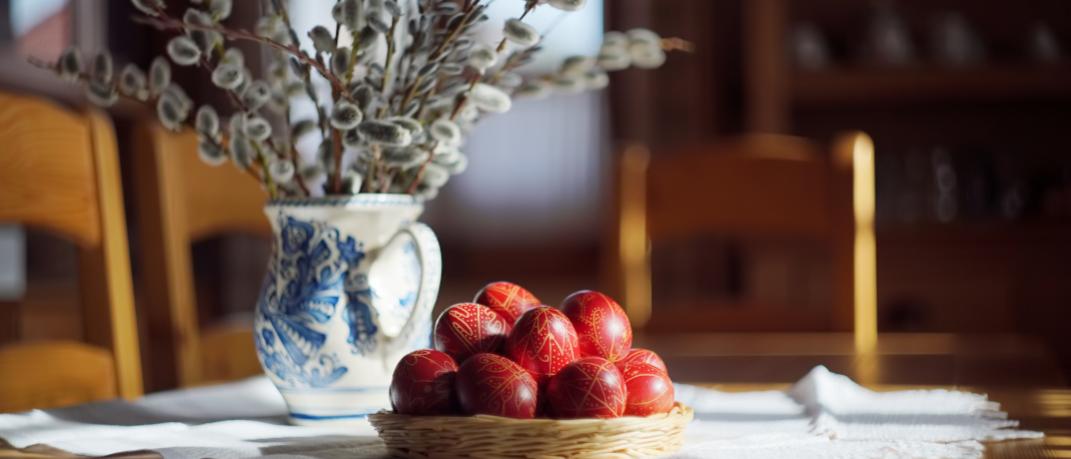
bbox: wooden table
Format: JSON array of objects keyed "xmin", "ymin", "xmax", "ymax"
[{"xmin": 2, "ymin": 332, "xmax": 1067, "ymax": 458}]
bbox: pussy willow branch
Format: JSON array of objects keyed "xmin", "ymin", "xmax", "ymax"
[
  {"xmin": 133, "ymin": 14, "xmax": 348, "ymax": 97},
  {"xmin": 450, "ymin": 1, "xmax": 537, "ymax": 122},
  {"xmin": 197, "ymin": 56, "xmax": 282, "ymax": 197},
  {"xmin": 25, "ymin": 57, "xmax": 267, "ymax": 186},
  {"xmin": 397, "ymin": 0, "xmax": 481, "ymax": 114}
]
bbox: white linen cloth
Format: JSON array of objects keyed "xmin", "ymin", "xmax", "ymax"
[{"xmin": 0, "ymin": 366, "xmax": 1040, "ymax": 459}]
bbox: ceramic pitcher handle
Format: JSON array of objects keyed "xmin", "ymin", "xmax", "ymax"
[{"xmin": 389, "ymin": 222, "xmax": 442, "ymax": 343}]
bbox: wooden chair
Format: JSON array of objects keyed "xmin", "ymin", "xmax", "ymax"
[
  {"xmin": 131, "ymin": 122, "xmax": 268, "ymax": 389},
  {"xmin": 611, "ymin": 133, "xmax": 878, "ymax": 352},
  {"xmin": 0, "ymin": 93, "xmax": 143, "ymax": 411}
]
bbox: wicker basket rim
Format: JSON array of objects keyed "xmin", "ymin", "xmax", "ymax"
[{"xmin": 369, "ymin": 401, "xmax": 694, "ymax": 426}]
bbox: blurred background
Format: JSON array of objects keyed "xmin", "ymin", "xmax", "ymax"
[{"xmin": 1, "ymin": 0, "xmax": 1069, "ymax": 391}]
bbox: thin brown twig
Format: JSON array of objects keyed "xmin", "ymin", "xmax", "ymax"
[
  {"xmin": 405, "ymin": 143, "xmax": 437, "ymax": 194},
  {"xmin": 133, "ymin": 14, "xmax": 348, "ymax": 97},
  {"xmin": 331, "ymin": 128, "xmax": 343, "ymax": 194},
  {"xmin": 283, "ymin": 110, "xmax": 311, "ymax": 195},
  {"xmin": 27, "ymin": 56, "xmax": 269, "ymax": 187}
]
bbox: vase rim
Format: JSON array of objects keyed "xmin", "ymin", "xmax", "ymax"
[{"xmin": 267, "ymin": 193, "xmax": 424, "ymax": 208}]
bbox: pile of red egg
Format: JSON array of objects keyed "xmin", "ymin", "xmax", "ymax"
[{"xmin": 389, "ymin": 281, "xmax": 674, "ymax": 419}]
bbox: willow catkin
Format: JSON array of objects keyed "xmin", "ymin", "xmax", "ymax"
[
  {"xmin": 157, "ymin": 96, "xmax": 185, "ymax": 131},
  {"xmin": 333, "ymin": 0, "xmax": 362, "ymax": 31},
  {"xmin": 389, "ymin": 117, "xmax": 423, "ymax": 138},
  {"xmin": 184, "ymin": 8, "xmax": 220, "ymax": 52},
  {"xmin": 229, "ymin": 135, "xmax": 255, "ymax": 169},
  {"xmin": 167, "ymin": 36, "xmax": 201, "ymax": 66},
  {"xmin": 470, "ymin": 83, "xmax": 512, "ymax": 113},
  {"xmin": 58, "ymin": 47, "xmax": 81, "ymax": 82},
  {"xmin": 331, "ymin": 49, "xmax": 351, "ymax": 77},
  {"xmin": 91, "ymin": 52, "xmax": 113, "ymax": 83},
  {"xmin": 242, "ymin": 80, "xmax": 271, "ymax": 111},
  {"xmin": 358, "ymin": 120, "xmax": 412, "ymax": 147},
  {"xmin": 309, "ymin": 26, "xmax": 335, "ymax": 54},
  {"xmin": 243, "ymin": 116, "xmax": 273, "ymax": 142},
  {"xmin": 211, "ymin": 63, "xmax": 244, "ymax": 90},
  {"xmin": 119, "ymin": 64, "xmax": 148, "ymax": 100},
  {"xmin": 503, "ymin": 19, "xmax": 540, "ymax": 47},
  {"xmin": 195, "ymin": 105, "xmax": 220, "ymax": 138},
  {"xmin": 221, "ymin": 48, "xmax": 244, "ymax": 67},
  {"xmin": 131, "ymin": 0, "xmax": 164, "ymax": 17},
  {"xmin": 86, "ymin": 80, "xmax": 118, "ymax": 107},
  {"xmin": 429, "ymin": 119, "xmax": 461, "ymax": 145},
  {"xmin": 515, "ymin": 81, "xmax": 552, "ymax": 100},
  {"xmin": 584, "ymin": 70, "xmax": 609, "ymax": 90},
  {"xmin": 291, "ymin": 119, "xmax": 317, "ymax": 139},
  {"xmin": 269, "ymin": 158, "xmax": 296, "ymax": 183},
  {"xmin": 548, "ymin": 0, "xmax": 587, "ymax": 11},
  {"xmin": 343, "ymin": 127, "xmax": 363, "ymax": 149},
  {"xmin": 208, "ymin": 0, "xmax": 232, "ymax": 20},
  {"xmin": 468, "ymin": 45, "xmax": 497, "ymax": 71},
  {"xmin": 331, "ymin": 102, "xmax": 364, "ymax": 130},
  {"xmin": 197, "ymin": 136, "xmax": 227, "ymax": 166}
]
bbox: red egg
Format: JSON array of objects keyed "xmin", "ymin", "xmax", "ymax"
[
  {"xmin": 389, "ymin": 349, "xmax": 459, "ymax": 415},
  {"xmin": 560, "ymin": 290, "xmax": 633, "ymax": 361},
  {"xmin": 546, "ymin": 357, "xmax": 627, "ymax": 418},
  {"xmin": 619, "ymin": 360, "xmax": 675, "ymax": 416},
  {"xmin": 504, "ymin": 306, "xmax": 580, "ymax": 385},
  {"xmin": 455, "ymin": 353, "xmax": 538, "ymax": 419},
  {"xmin": 617, "ymin": 348, "xmax": 668, "ymax": 374},
  {"xmin": 434, "ymin": 303, "xmax": 510, "ymax": 363},
  {"xmin": 474, "ymin": 281, "xmax": 542, "ymax": 325}
]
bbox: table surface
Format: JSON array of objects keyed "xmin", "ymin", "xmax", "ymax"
[{"xmin": 2, "ymin": 333, "xmax": 1068, "ymax": 458}]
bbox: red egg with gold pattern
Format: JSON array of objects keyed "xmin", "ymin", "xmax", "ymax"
[
  {"xmin": 434, "ymin": 303, "xmax": 510, "ymax": 363},
  {"xmin": 560, "ymin": 290, "xmax": 633, "ymax": 362},
  {"xmin": 455, "ymin": 352, "xmax": 538, "ymax": 419},
  {"xmin": 389, "ymin": 349, "xmax": 459, "ymax": 415},
  {"xmin": 617, "ymin": 348, "xmax": 668, "ymax": 374},
  {"xmin": 474, "ymin": 281, "xmax": 542, "ymax": 325},
  {"xmin": 619, "ymin": 360, "xmax": 675, "ymax": 416},
  {"xmin": 546, "ymin": 357, "xmax": 627, "ymax": 418},
  {"xmin": 504, "ymin": 306, "xmax": 580, "ymax": 385}
]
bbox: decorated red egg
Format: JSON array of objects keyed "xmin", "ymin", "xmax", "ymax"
[
  {"xmin": 560, "ymin": 290, "xmax": 633, "ymax": 361},
  {"xmin": 433, "ymin": 303, "xmax": 510, "ymax": 363},
  {"xmin": 619, "ymin": 360, "xmax": 675, "ymax": 416},
  {"xmin": 546, "ymin": 357, "xmax": 627, "ymax": 418},
  {"xmin": 455, "ymin": 352, "xmax": 538, "ymax": 418},
  {"xmin": 389, "ymin": 349, "xmax": 459, "ymax": 415},
  {"xmin": 617, "ymin": 348, "xmax": 668, "ymax": 374},
  {"xmin": 504, "ymin": 306, "xmax": 580, "ymax": 385},
  {"xmin": 474, "ymin": 281, "xmax": 541, "ymax": 325}
]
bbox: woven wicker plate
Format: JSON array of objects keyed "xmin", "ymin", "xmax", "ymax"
[{"xmin": 369, "ymin": 402, "xmax": 693, "ymax": 458}]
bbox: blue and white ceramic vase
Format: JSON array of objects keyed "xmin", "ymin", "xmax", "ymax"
[{"xmin": 254, "ymin": 195, "xmax": 441, "ymax": 424}]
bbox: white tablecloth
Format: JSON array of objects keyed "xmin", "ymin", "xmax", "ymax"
[{"xmin": 0, "ymin": 366, "xmax": 1041, "ymax": 459}]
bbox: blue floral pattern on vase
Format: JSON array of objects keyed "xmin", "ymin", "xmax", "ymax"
[{"xmin": 255, "ymin": 215, "xmax": 377, "ymax": 388}]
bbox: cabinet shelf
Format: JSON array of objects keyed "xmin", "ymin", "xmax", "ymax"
[
  {"xmin": 876, "ymin": 220, "xmax": 1071, "ymax": 245},
  {"xmin": 792, "ymin": 65, "xmax": 1071, "ymax": 107}
]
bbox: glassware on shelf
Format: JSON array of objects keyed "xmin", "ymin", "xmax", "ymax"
[
  {"xmin": 931, "ymin": 147, "xmax": 958, "ymax": 223},
  {"xmin": 929, "ymin": 12, "xmax": 986, "ymax": 67},
  {"xmin": 862, "ymin": 1, "xmax": 916, "ymax": 66},
  {"xmin": 1027, "ymin": 22, "xmax": 1062, "ymax": 64},
  {"xmin": 790, "ymin": 22, "xmax": 832, "ymax": 70}
]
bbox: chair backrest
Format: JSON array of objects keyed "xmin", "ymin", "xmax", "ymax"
[
  {"xmin": 131, "ymin": 123, "xmax": 268, "ymax": 389},
  {"xmin": 612, "ymin": 133, "xmax": 877, "ymax": 352},
  {"xmin": 0, "ymin": 92, "xmax": 143, "ymax": 410}
]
